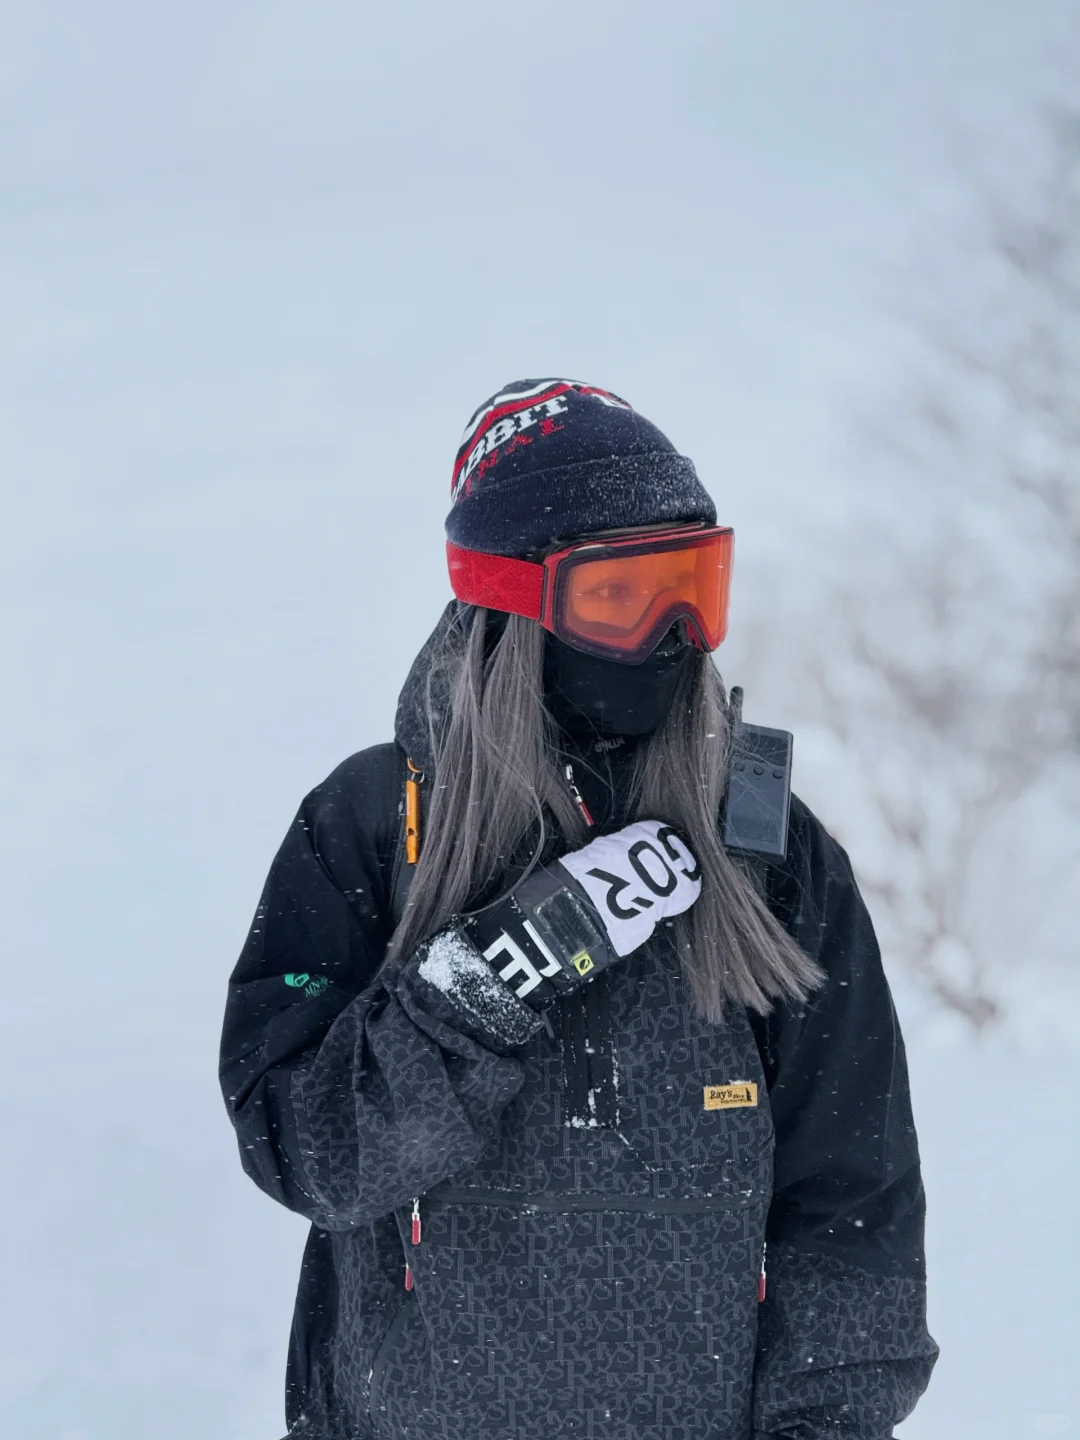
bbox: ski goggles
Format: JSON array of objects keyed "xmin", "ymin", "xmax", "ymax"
[{"xmin": 446, "ymin": 524, "xmax": 734, "ymax": 663}]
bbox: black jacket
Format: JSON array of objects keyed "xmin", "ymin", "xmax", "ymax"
[{"xmin": 220, "ymin": 614, "xmax": 938, "ymax": 1440}]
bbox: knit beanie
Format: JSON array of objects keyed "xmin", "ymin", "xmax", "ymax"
[{"xmin": 445, "ymin": 378, "xmax": 716, "ymax": 556}]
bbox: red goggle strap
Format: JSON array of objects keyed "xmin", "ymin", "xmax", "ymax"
[{"xmin": 446, "ymin": 541, "xmax": 546, "ymax": 621}]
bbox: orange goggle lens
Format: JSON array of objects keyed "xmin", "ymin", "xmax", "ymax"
[{"xmin": 549, "ymin": 527, "xmax": 733, "ymax": 662}]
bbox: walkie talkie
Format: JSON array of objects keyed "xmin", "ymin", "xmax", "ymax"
[{"xmin": 721, "ymin": 686, "xmax": 793, "ymax": 860}]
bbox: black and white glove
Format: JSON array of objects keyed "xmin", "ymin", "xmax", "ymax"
[{"xmin": 406, "ymin": 820, "xmax": 701, "ymax": 1049}]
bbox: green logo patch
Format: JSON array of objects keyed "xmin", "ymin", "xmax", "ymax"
[{"xmin": 284, "ymin": 973, "xmax": 330, "ymax": 999}]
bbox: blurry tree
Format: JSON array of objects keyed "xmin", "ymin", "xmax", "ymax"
[{"xmin": 816, "ymin": 104, "xmax": 1080, "ymax": 1026}]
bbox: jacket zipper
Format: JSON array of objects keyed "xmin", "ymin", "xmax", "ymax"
[
  {"xmin": 424, "ymin": 1185, "xmax": 756, "ymax": 1214},
  {"xmin": 561, "ymin": 764, "xmax": 617, "ymax": 1129}
]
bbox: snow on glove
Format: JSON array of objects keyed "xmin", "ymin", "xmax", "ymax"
[{"xmin": 409, "ymin": 820, "xmax": 700, "ymax": 1049}]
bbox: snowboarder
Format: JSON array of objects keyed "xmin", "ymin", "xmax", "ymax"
[{"xmin": 220, "ymin": 378, "xmax": 938, "ymax": 1439}]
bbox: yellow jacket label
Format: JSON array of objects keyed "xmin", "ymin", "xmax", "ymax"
[{"xmin": 704, "ymin": 1082, "xmax": 758, "ymax": 1110}]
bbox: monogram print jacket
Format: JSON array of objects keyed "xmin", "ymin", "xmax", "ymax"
[{"xmin": 220, "ymin": 613, "xmax": 938, "ymax": 1440}]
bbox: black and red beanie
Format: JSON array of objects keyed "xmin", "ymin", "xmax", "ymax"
[{"xmin": 445, "ymin": 378, "xmax": 716, "ymax": 557}]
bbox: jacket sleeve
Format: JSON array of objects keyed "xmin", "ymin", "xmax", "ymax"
[
  {"xmin": 218, "ymin": 745, "xmax": 527, "ymax": 1231},
  {"xmin": 749, "ymin": 796, "xmax": 939, "ymax": 1439}
]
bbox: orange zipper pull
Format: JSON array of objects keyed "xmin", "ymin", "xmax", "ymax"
[
  {"xmin": 404, "ymin": 1263, "xmax": 413, "ymax": 1291},
  {"xmin": 405, "ymin": 758, "xmax": 424, "ymax": 864}
]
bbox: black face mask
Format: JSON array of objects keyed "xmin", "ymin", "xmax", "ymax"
[{"xmin": 542, "ymin": 626, "xmax": 695, "ymax": 738}]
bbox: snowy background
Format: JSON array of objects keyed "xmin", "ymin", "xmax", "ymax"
[{"xmin": 2, "ymin": 3, "xmax": 1078, "ymax": 1438}]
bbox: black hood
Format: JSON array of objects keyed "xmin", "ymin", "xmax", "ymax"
[{"xmin": 394, "ymin": 602, "xmax": 470, "ymax": 772}]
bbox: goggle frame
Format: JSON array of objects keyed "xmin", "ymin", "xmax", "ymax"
[{"xmin": 446, "ymin": 523, "xmax": 735, "ymax": 665}]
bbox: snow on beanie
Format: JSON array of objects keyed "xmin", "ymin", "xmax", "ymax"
[{"xmin": 445, "ymin": 378, "xmax": 716, "ymax": 557}]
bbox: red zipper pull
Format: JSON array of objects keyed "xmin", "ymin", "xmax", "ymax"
[
  {"xmin": 564, "ymin": 764, "xmax": 595, "ymax": 827},
  {"xmin": 403, "ymin": 1198, "xmax": 421, "ymax": 1289},
  {"xmin": 758, "ymin": 1242, "xmax": 767, "ymax": 1302}
]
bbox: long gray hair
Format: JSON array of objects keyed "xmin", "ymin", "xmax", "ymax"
[{"xmin": 384, "ymin": 608, "xmax": 825, "ymax": 1022}]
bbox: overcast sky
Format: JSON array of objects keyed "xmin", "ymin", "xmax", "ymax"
[{"xmin": 2, "ymin": 4, "xmax": 1078, "ymax": 1439}]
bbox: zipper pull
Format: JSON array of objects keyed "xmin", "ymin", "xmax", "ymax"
[
  {"xmin": 405, "ymin": 759, "xmax": 424, "ymax": 864},
  {"xmin": 758, "ymin": 1241, "xmax": 767, "ymax": 1303},
  {"xmin": 404, "ymin": 1197, "xmax": 421, "ymax": 1288},
  {"xmin": 564, "ymin": 763, "xmax": 595, "ymax": 827}
]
